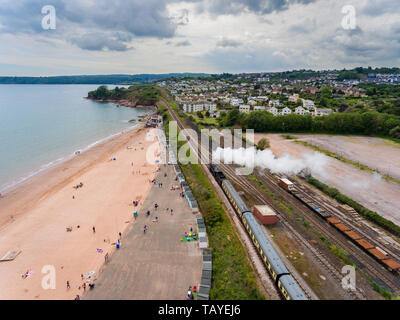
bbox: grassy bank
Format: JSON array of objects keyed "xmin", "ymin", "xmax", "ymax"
[
  {"xmin": 181, "ymin": 163, "xmax": 264, "ymax": 300},
  {"xmin": 306, "ymin": 176, "xmax": 400, "ymax": 237}
]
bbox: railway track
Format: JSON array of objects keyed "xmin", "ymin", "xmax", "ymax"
[
  {"xmin": 219, "ymin": 164, "xmax": 366, "ymax": 300},
  {"xmin": 292, "ymin": 178, "xmax": 400, "ymax": 261},
  {"xmin": 256, "ymin": 169, "xmax": 400, "ymax": 296},
  {"xmin": 164, "ymin": 100, "xmax": 400, "ymax": 299},
  {"xmin": 163, "ymin": 101, "xmax": 284, "ymax": 300}
]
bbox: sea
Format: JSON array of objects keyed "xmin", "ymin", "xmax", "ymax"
[{"xmin": 0, "ymin": 84, "xmax": 153, "ymax": 193}]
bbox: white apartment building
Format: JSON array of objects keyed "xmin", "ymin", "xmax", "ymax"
[
  {"xmin": 182, "ymin": 102, "xmax": 204, "ymax": 113},
  {"xmin": 204, "ymin": 102, "xmax": 217, "ymax": 113}
]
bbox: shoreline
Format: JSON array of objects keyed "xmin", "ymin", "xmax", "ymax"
[
  {"xmin": 0, "ymin": 105, "xmax": 157, "ymax": 196},
  {"xmin": 0, "ymin": 124, "xmax": 140, "ymax": 196},
  {"xmin": 0, "ymin": 124, "xmax": 161, "ymax": 299}
]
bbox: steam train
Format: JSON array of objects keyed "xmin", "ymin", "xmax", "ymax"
[{"xmin": 209, "ymin": 164, "xmax": 308, "ymax": 300}]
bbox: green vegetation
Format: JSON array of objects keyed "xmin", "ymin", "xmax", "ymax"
[
  {"xmin": 295, "ymin": 140, "xmax": 400, "ymax": 185},
  {"xmin": 370, "ymin": 280, "xmax": 398, "ymax": 300},
  {"xmin": 256, "ymin": 138, "xmax": 270, "ymax": 150},
  {"xmin": 306, "ymin": 176, "xmax": 400, "ymax": 237},
  {"xmin": 181, "ymin": 163, "xmax": 264, "ymax": 300},
  {"xmin": 88, "ymin": 84, "xmax": 161, "ymax": 106},
  {"xmin": 219, "ymin": 110, "xmax": 400, "ymax": 140}
]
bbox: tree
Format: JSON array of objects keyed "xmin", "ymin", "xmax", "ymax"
[
  {"xmin": 197, "ymin": 111, "xmax": 204, "ymax": 119},
  {"xmin": 205, "ymin": 111, "xmax": 210, "ymax": 117},
  {"xmin": 257, "ymin": 138, "xmax": 270, "ymax": 150},
  {"xmin": 389, "ymin": 126, "xmax": 400, "ymax": 139}
]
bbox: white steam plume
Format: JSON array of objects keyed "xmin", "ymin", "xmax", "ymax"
[{"xmin": 212, "ymin": 147, "xmax": 330, "ymax": 176}]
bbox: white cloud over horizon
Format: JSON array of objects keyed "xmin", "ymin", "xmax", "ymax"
[{"xmin": 0, "ymin": 0, "xmax": 399, "ymax": 76}]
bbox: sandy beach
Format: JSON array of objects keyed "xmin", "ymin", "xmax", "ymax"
[{"xmin": 0, "ymin": 125, "xmax": 160, "ymax": 300}]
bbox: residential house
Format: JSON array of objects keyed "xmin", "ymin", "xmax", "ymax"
[
  {"xmin": 239, "ymin": 105, "xmax": 251, "ymax": 113},
  {"xmin": 289, "ymin": 94, "xmax": 300, "ymax": 103},
  {"xmin": 266, "ymin": 107, "xmax": 279, "ymax": 116},
  {"xmin": 281, "ymin": 107, "xmax": 292, "ymax": 115},
  {"xmin": 295, "ymin": 106, "xmax": 309, "ymax": 115}
]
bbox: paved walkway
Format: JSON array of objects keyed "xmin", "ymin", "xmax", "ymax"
[{"xmin": 85, "ymin": 163, "xmax": 202, "ymax": 300}]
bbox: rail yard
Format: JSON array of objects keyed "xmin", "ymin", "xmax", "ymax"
[{"xmin": 163, "ymin": 100, "xmax": 400, "ymax": 300}]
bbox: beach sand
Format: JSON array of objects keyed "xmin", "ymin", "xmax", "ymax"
[{"xmin": 0, "ymin": 125, "xmax": 160, "ymax": 300}]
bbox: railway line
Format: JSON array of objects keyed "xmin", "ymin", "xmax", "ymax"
[
  {"xmin": 219, "ymin": 164, "xmax": 366, "ymax": 300},
  {"xmin": 163, "ymin": 101, "xmax": 313, "ymax": 300},
  {"xmin": 163, "ymin": 99, "xmax": 400, "ymax": 299},
  {"xmin": 255, "ymin": 169, "xmax": 400, "ymax": 295}
]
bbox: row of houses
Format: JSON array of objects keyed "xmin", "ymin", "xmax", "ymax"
[{"xmin": 239, "ymin": 105, "xmax": 333, "ymax": 116}]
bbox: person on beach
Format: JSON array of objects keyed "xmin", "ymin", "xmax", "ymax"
[
  {"xmin": 134, "ymin": 210, "xmax": 138, "ymax": 219},
  {"xmin": 83, "ymin": 283, "xmax": 86, "ymax": 292},
  {"xmin": 171, "ymin": 209, "xmax": 174, "ymax": 215},
  {"xmin": 152, "ymin": 216, "xmax": 159, "ymax": 223},
  {"xmin": 67, "ymin": 281, "xmax": 70, "ymax": 289},
  {"xmin": 92, "ymin": 226, "xmax": 96, "ymax": 233},
  {"xmin": 146, "ymin": 210, "xmax": 150, "ymax": 217},
  {"xmin": 119, "ymin": 232, "xmax": 122, "ymax": 239},
  {"xmin": 74, "ymin": 295, "xmax": 80, "ymax": 300},
  {"xmin": 144, "ymin": 225, "xmax": 148, "ymax": 234}
]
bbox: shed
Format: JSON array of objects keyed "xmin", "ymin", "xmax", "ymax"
[{"xmin": 253, "ymin": 205, "xmax": 277, "ymax": 225}]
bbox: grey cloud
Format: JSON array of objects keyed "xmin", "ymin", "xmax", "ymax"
[
  {"xmin": 175, "ymin": 40, "xmax": 192, "ymax": 46},
  {"xmin": 0, "ymin": 0, "xmax": 180, "ymax": 51},
  {"xmin": 362, "ymin": 0, "xmax": 400, "ymax": 16},
  {"xmin": 69, "ymin": 33, "xmax": 133, "ymax": 52},
  {"xmin": 198, "ymin": 0, "xmax": 317, "ymax": 15},
  {"xmin": 216, "ymin": 38, "xmax": 242, "ymax": 48}
]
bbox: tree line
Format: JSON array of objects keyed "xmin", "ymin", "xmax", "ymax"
[{"xmin": 218, "ymin": 109, "xmax": 400, "ymax": 139}]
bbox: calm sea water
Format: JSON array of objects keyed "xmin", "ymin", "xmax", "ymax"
[{"xmin": 0, "ymin": 85, "xmax": 152, "ymax": 193}]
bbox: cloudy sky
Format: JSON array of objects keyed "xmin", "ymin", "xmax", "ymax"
[{"xmin": 0, "ymin": 0, "xmax": 399, "ymax": 76}]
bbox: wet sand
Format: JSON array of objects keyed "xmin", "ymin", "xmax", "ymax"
[{"xmin": 0, "ymin": 125, "xmax": 160, "ymax": 299}]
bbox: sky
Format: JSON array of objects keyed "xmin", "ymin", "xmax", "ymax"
[{"xmin": 0, "ymin": 0, "xmax": 399, "ymax": 76}]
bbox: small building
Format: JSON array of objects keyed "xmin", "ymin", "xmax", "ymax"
[
  {"xmin": 279, "ymin": 178, "xmax": 294, "ymax": 191},
  {"xmin": 281, "ymin": 107, "xmax": 292, "ymax": 115},
  {"xmin": 239, "ymin": 104, "xmax": 251, "ymax": 113},
  {"xmin": 253, "ymin": 205, "xmax": 277, "ymax": 225}
]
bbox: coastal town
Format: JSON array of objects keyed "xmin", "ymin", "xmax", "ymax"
[{"xmin": 159, "ymin": 69, "xmax": 400, "ymax": 119}]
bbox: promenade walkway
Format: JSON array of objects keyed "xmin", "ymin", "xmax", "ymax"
[{"xmin": 85, "ymin": 163, "xmax": 202, "ymax": 300}]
